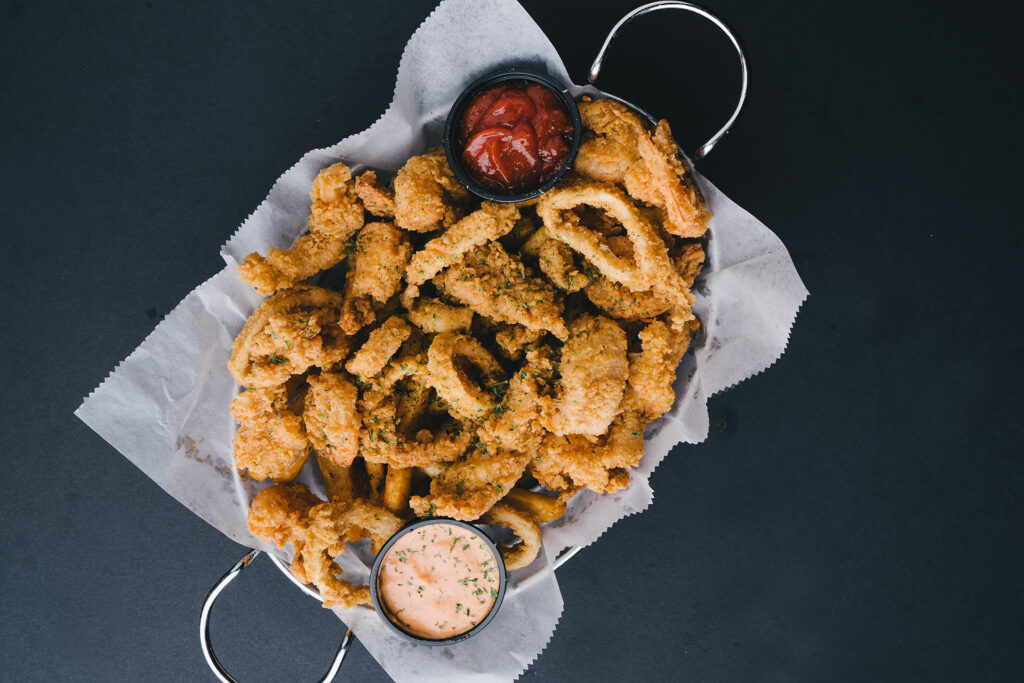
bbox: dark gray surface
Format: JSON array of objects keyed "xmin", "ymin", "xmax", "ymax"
[{"xmin": 2, "ymin": 0, "xmax": 1022, "ymax": 681}]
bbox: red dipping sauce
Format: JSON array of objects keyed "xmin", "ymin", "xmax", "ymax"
[{"xmin": 458, "ymin": 81, "xmax": 574, "ymax": 195}]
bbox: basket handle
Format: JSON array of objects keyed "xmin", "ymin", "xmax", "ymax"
[
  {"xmin": 588, "ymin": 1, "xmax": 749, "ymax": 160},
  {"xmin": 199, "ymin": 550, "xmax": 352, "ymax": 683}
]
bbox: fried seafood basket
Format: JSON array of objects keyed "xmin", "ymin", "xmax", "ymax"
[{"xmin": 199, "ymin": 3, "xmax": 748, "ymax": 680}]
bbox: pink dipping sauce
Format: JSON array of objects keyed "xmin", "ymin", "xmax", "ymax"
[{"xmin": 377, "ymin": 523, "xmax": 500, "ymax": 639}]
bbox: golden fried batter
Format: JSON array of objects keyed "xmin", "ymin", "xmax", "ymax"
[
  {"xmin": 239, "ymin": 163, "xmax": 365, "ymax": 295},
  {"xmin": 628, "ymin": 318, "xmax": 698, "ymax": 419},
  {"xmin": 437, "ymin": 242, "xmax": 569, "ymax": 340},
  {"xmin": 303, "ymin": 372, "xmax": 361, "ymax": 467},
  {"xmin": 228, "ymin": 285, "xmax": 351, "ymax": 389},
  {"xmin": 231, "ymin": 386, "xmax": 310, "ymax": 482},
  {"xmin": 540, "ymin": 314, "xmax": 627, "ymax": 436},
  {"xmin": 425, "ymin": 332, "xmax": 505, "ymax": 422},
  {"xmin": 340, "ymin": 222, "xmax": 412, "ymax": 334},
  {"xmin": 353, "ymin": 170, "xmax": 395, "ymax": 218},
  {"xmin": 480, "ymin": 502, "xmax": 542, "ymax": 570},
  {"xmin": 344, "ymin": 316, "xmax": 412, "ymax": 381},
  {"xmin": 405, "ymin": 202, "xmax": 520, "ymax": 286},
  {"xmin": 393, "ymin": 148, "xmax": 469, "ymax": 232},
  {"xmin": 405, "ymin": 298, "xmax": 474, "ymax": 333}
]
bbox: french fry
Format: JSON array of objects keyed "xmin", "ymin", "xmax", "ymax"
[
  {"xmin": 316, "ymin": 455, "xmax": 361, "ymax": 502},
  {"xmin": 505, "ymin": 487, "xmax": 566, "ymax": 523},
  {"xmin": 365, "ymin": 462, "xmax": 387, "ymax": 504},
  {"xmin": 383, "ymin": 466, "xmax": 413, "ymax": 516}
]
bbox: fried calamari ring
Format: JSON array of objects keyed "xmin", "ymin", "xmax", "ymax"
[
  {"xmin": 425, "ymin": 332, "xmax": 505, "ymax": 422},
  {"xmin": 344, "ymin": 316, "xmax": 412, "ymax": 381},
  {"xmin": 539, "ymin": 237, "xmax": 588, "ymax": 292},
  {"xmin": 303, "ymin": 372, "xmax": 361, "ymax": 467},
  {"xmin": 480, "ymin": 502, "xmax": 542, "ymax": 571},
  {"xmin": 405, "ymin": 202, "xmax": 520, "ymax": 286},
  {"xmin": 583, "ymin": 235, "xmax": 672, "ymax": 320},
  {"xmin": 436, "ymin": 242, "xmax": 569, "ymax": 340},
  {"xmin": 537, "ymin": 179, "xmax": 695, "ymax": 324},
  {"xmin": 624, "ymin": 120, "xmax": 711, "ymax": 238},
  {"xmin": 405, "ymin": 298, "xmax": 474, "ymax": 333},
  {"xmin": 239, "ymin": 163, "xmax": 365, "ymax": 295},
  {"xmin": 353, "ymin": 170, "xmax": 395, "ymax": 218},
  {"xmin": 393, "ymin": 148, "xmax": 469, "ymax": 232},
  {"xmin": 540, "ymin": 314, "xmax": 628, "ymax": 436},
  {"xmin": 339, "ymin": 222, "xmax": 412, "ymax": 335},
  {"xmin": 228, "ymin": 285, "xmax": 350, "ymax": 389}
]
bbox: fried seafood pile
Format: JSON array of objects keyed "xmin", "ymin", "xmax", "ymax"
[{"xmin": 233, "ymin": 98, "xmax": 709, "ymax": 604}]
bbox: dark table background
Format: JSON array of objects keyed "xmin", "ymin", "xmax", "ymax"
[{"xmin": 3, "ymin": 0, "xmax": 1022, "ymax": 680}]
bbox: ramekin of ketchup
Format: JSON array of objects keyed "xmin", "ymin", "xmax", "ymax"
[{"xmin": 444, "ymin": 69, "xmax": 581, "ymax": 201}]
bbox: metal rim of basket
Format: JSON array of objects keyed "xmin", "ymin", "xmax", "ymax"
[{"xmin": 199, "ymin": 2, "xmax": 748, "ymax": 680}]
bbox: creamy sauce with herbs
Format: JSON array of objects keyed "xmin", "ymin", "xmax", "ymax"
[{"xmin": 378, "ymin": 523, "xmax": 500, "ymax": 639}]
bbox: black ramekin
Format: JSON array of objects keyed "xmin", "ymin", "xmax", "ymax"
[
  {"xmin": 369, "ymin": 517, "xmax": 508, "ymax": 646},
  {"xmin": 442, "ymin": 67, "xmax": 582, "ymax": 203}
]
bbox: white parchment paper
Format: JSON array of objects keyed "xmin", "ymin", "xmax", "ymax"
[{"xmin": 76, "ymin": 1, "xmax": 808, "ymax": 680}]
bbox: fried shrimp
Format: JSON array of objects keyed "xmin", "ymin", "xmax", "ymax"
[
  {"xmin": 228, "ymin": 285, "xmax": 351, "ymax": 389},
  {"xmin": 239, "ymin": 163, "xmax": 365, "ymax": 295},
  {"xmin": 303, "ymin": 372, "xmax": 361, "ymax": 467},
  {"xmin": 231, "ymin": 386, "xmax": 310, "ymax": 482},
  {"xmin": 353, "ymin": 170, "xmax": 395, "ymax": 218},
  {"xmin": 437, "ymin": 242, "xmax": 569, "ymax": 340},
  {"xmin": 540, "ymin": 314, "xmax": 628, "ymax": 436},
  {"xmin": 340, "ymin": 222, "xmax": 412, "ymax": 334},
  {"xmin": 393, "ymin": 148, "xmax": 469, "ymax": 232},
  {"xmin": 405, "ymin": 202, "xmax": 520, "ymax": 286}
]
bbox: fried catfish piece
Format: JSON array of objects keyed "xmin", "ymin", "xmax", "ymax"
[
  {"xmin": 228, "ymin": 285, "xmax": 351, "ymax": 389},
  {"xmin": 303, "ymin": 371, "xmax": 361, "ymax": 467},
  {"xmin": 354, "ymin": 170, "xmax": 396, "ymax": 218},
  {"xmin": 436, "ymin": 241, "xmax": 569, "ymax": 340},
  {"xmin": 540, "ymin": 314, "xmax": 628, "ymax": 436},
  {"xmin": 405, "ymin": 202, "xmax": 520, "ymax": 286},
  {"xmin": 239, "ymin": 163, "xmax": 365, "ymax": 294},
  {"xmin": 231, "ymin": 386, "xmax": 310, "ymax": 482},
  {"xmin": 393, "ymin": 148, "xmax": 469, "ymax": 232},
  {"xmin": 340, "ymin": 222, "xmax": 412, "ymax": 334}
]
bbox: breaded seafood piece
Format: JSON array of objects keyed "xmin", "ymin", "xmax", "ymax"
[
  {"xmin": 583, "ymin": 235, "xmax": 672, "ymax": 320},
  {"xmin": 239, "ymin": 163, "xmax": 365, "ymax": 294},
  {"xmin": 536, "ymin": 179, "xmax": 695, "ymax": 327},
  {"xmin": 477, "ymin": 344, "xmax": 555, "ymax": 453},
  {"xmin": 628, "ymin": 318, "xmax": 699, "ymax": 419},
  {"xmin": 480, "ymin": 502, "xmax": 542, "ymax": 570},
  {"xmin": 436, "ymin": 242, "xmax": 569, "ymax": 340},
  {"xmin": 406, "ymin": 298, "xmax": 474, "ymax": 333},
  {"xmin": 405, "ymin": 202, "xmax": 520, "ymax": 286},
  {"xmin": 540, "ymin": 314, "xmax": 627, "ymax": 436},
  {"xmin": 345, "ymin": 316, "xmax": 412, "ymax": 381},
  {"xmin": 231, "ymin": 386, "xmax": 310, "ymax": 482},
  {"xmin": 247, "ymin": 484, "xmax": 403, "ymax": 609},
  {"xmin": 393, "ymin": 148, "xmax": 469, "ymax": 232},
  {"xmin": 410, "ymin": 445, "xmax": 532, "ymax": 522},
  {"xmin": 531, "ymin": 390, "xmax": 646, "ymax": 494},
  {"xmin": 228, "ymin": 285, "xmax": 351, "ymax": 389},
  {"xmin": 574, "ymin": 134, "xmax": 640, "ymax": 184},
  {"xmin": 578, "ymin": 97, "xmax": 646, "ymax": 149},
  {"xmin": 340, "ymin": 222, "xmax": 412, "ymax": 334},
  {"xmin": 425, "ymin": 332, "xmax": 505, "ymax": 422},
  {"xmin": 493, "ymin": 324, "xmax": 544, "ymax": 360},
  {"xmin": 353, "ymin": 170, "xmax": 395, "ymax": 218},
  {"xmin": 303, "ymin": 372, "xmax": 361, "ymax": 467},
  {"xmin": 624, "ymin": 120, "xmax": 711, "ymax": 238}
]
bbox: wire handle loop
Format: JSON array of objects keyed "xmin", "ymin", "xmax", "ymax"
[
  {"xmin": 199, "ymin": 550, "xmax": 353, "ymax": 683},
  {"xmin": 588, "ymin": 1, "xmax": 748, "ymax": 160}
]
